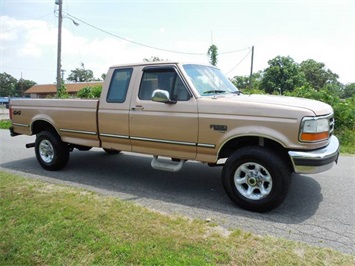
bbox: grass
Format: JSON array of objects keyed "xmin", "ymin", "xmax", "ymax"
[
  {"xmin": 337, "ymin": 128, "xmax": 355, "ymax": 154},
  {"xmin": 0, "ymin": 119, "xmax": 11, "ymax": 129},
  {"xmin": 0, "ymin": 171, "xmax": 354, "ymax": 265}
]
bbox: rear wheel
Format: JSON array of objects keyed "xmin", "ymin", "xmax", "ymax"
[
  {"xmin": 222, "ymin": 146, "xmax": 290, "ymax": 212},
  {"xmin": 35, "ymin": 131, "xmax": 69, "ymax": 171}
]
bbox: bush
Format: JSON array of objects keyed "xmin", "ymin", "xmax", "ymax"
[{"xmin": 77, "ymin": 85, "xmax": 102, "ymax": 98}]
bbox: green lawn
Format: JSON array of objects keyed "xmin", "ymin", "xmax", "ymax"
[{"xmin": 1, "ymin": 172, "xmax": 354, "ymax": 265}]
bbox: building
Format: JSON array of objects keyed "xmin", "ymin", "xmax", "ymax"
[{"xmin": 25, "ymin": 82, "xmax": 103, "ymax": 98}]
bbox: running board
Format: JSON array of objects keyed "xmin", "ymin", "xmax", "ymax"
[{"xmin": 151, "ymin": 156, "xmax": 185, "ymax": 172}]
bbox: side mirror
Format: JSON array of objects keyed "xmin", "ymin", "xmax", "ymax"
[{"xmin": 152, "ymin": 90, "xmax": 176, "ymax": 104}]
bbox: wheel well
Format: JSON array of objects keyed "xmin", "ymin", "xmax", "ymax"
[
  {"xmin": 31, "ymin": 120, "xmax": 59, "ymax": 136},
  {"xmin": 219, "ymin": 136, "xmax": 293, "ymax": 171}
]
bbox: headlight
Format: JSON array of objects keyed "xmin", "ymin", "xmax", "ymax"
[{"xmin": 300, "ymin": 117, "xmax": 330, "ymax": 142}]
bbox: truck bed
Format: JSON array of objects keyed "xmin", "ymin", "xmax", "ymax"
[{"xmin": 10, "ymin": 98, "xmax": 100, "ymax": 148}]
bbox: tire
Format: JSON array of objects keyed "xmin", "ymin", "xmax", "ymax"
[
  {"xmin": 35, "ymin": 131, "xmax": 69, "ymax": 171},
  {"xmin": 103, "ymin": 148, "xmax": 121, "ymax": 155},
  {"xmin": 222, "ymin": 146, "xmax": 290, "ymax": 212}
]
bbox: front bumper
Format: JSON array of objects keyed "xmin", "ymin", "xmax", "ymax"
[{"xmin": 288, "ymin": 135, "xmax": 339, "ymax": 174}]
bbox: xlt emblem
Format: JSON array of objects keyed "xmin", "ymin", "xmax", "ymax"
[{"xmin": 210, "ymin": 124, "xmax": 227, "ymax": 132}]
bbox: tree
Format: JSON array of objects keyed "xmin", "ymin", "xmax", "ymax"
[
  {"xmin": 0, "ymin": 72, "xmax": 17, "ymax": 97},
  {"xmin": 143, "ymin": 56, "xmax": 165, "ymax": 62},
  {"xmin": 207, "ymin": 44, "xmax": 218, "ymax": 66},
  {"xmin": 15, "ymin": 79, "xmax": 36, "ymax": 97},
  {"xmin": 231, "ymin": 71, "xmax": 262, "ymax": 91},
  {"xmin": 67, "ymin": 68, "xmax": 94, "ymax": 83},
  {"xmin": 260, "ymin": 56, "xmax": 305, "ymax": 94},
  {"xmin": 300, "ymin": 59, "xmax": 339, "ymax": 91},
  {"xmin": 343, "ymin": 83, "xmax": 355, "ymax": 99}
]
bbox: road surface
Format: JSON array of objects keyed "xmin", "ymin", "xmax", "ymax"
[{"xmin": 0, "ymin": 129, "xmax": 354, "ymax": 254}]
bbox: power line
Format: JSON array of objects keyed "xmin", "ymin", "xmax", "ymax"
[
  {"xmin": 1, "ymin": 12, "xmax": 53, "ymax": 34},
  {"xmin": 66, "ymin": 13, "xmax": 250, "ymax": 56},
  {"xmin": 225, "ymin": 49, "xmax": 252, "ymax": 75}
]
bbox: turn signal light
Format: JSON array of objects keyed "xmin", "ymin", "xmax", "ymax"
[{"xmin": 301, "ymin": 132, "xmax": 329, "ymax": 141}]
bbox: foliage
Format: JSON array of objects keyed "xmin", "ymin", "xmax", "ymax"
[
  {"xmin": 260, "ymin": 56, "xmax": 305, "ymax": 94},
  {"xmin": 0, "ymin": 73, "xmax": 17, "ymax": 97},
  {"xmin": 336, "ymin": 128, "xmax": 355, "ymax": 154},
  {"xmin": 207, "ymin": 44, "xmax": 218, "ymax": 66},
  {"xmin": 300, "ymin": 59, "xmax": 339, "ymax": 91},
  {"xmin": 67, "ymin": 68, "xmax": 95, "ymax": 82},
  {"xmin": 1, "ymin": 172, "xmax": 354, "ymax": 265},
  {"xmin": 0, "ymin": 119, "xmax": 11, "ymax": 129},
  {"xmin": 77, "ymin": 85, "xmax": 102, "ymax": 98},
  {"xmin": 231, "ymin": 71, "xmax": 262, "ymax": 90},
  {"xmin": 143, "ymin": 56, "xmax": 165, "ymax": 62},
  {"xmin": 343, "ymin": 83, "xmax": 355, "ymax": 98},
  {"xmin": 56, "ymin": 83, "xmax": 69, "ymax": 99},
  {"xmin": 0, "ymin": 73, "xmax": 37, "ymax": 97}
]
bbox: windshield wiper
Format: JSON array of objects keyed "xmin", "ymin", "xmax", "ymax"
[{"xmin": 202, "ymin": 90, "xmax": 227, "ymax": 94}]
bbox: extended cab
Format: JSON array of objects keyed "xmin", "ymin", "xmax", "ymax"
[{"xmin": 9, "ymin": 62, "xmax": 339, "ymax": 212}]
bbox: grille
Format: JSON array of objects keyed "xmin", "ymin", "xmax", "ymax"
[{"xmin": 329, "ymin": 116, "xmax": 335, "ymax": 135}]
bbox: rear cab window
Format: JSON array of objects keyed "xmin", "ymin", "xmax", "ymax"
[{"xmin": 106, "ymin": 68, "xmax": 133, "ymax": 103}]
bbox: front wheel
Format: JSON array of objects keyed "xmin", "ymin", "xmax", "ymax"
[
  {"xmin": 35, "ymin": 131, "xmax": 69, "ymax": 171},
  {"xmin": 222, "ymin": 146, "xmax": 290, "ymax": 212}
]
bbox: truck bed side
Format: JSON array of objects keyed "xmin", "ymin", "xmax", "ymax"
[{"xmin": 10, "ymin": 98, "xmax": 100, "ymax": 148}]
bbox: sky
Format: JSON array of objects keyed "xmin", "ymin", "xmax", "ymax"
[{"xmin": 0, "ymin": 0, "xmax": 354, "ymax": 85}]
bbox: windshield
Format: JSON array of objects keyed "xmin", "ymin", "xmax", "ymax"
[{"xmin": 182, "ymin": 64, "xmax": 239, "ymax": 96}]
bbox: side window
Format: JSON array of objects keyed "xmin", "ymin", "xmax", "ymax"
[
  {"xmin": 138, "ymin": 69, "xmax": 190, "ymax": 101},
  {"xmin": 107, "ymin": 68, "xmax": 133, "ymax": 103}
]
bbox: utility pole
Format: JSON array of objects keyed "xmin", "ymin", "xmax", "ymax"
[
  {"xmin": 21, "ymin": 72, "xmax": 24, "ymax": 97},
  {"xmin": 56, "ymin": 0, "xmax": 63, "ymax": 95},
  {"xmin": 61, "ymin": 69, "xmax": 66, "ymax": 81},
  {"xmin": 249, "ymin": 46, "xmax": 254, "ymax": 89}
]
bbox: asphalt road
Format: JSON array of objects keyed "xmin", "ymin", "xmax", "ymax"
[{"xmin": 1, "ymin": 129, "xmax": 354, "ymax": 254}]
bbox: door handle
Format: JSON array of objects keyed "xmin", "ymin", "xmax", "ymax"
[{"xmin": 131, "ymin": 105, "xmax": 144, "ymax": 111}]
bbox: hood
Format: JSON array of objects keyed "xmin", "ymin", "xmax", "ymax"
[{"xmin": 198, "ymin": 94, "xmax": 333, "ymax": 117}]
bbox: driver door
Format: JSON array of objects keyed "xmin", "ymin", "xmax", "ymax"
[{"xmin": 129, "ymin": 66, "xmax": 198, "ymax": 160}]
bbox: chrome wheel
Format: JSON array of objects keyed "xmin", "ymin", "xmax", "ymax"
[
  {"xmin": 39, "ymin": 139, "xmax": 54, "ymax": 163},
  {"xmin": 234, "ymin": 162, "xmax": 273, "ymax": 201}
]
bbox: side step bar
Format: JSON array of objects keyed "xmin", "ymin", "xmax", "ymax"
[{"xmin": 151, "ymin": 156, "xmax": 185, "ymax": 172}]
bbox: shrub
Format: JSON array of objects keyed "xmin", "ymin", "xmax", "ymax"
[{"xmin": 77, "ymin": 85, "xmax": 102, "ymax": 98}]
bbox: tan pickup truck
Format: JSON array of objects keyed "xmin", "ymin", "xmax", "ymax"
[{"xmin": 9, "ymin": 62, "xmax": 339, "ymax": 212}]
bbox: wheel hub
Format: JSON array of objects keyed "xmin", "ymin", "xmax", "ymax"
[
  {"xmin": 246, "ymin": 170, "xmax": 260, "ymax": 186},
  {"xmin": 234, "ymin": 162, "xmax": 273, "ymax": 201},
  {"xmin": 39, "ymin": 140, "xmax": 54, "ymax": 163}
]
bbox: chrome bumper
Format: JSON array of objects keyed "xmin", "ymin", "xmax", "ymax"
[{"xmin": 288, "ymin": 135, "xmax": 340, "ymax": 174}]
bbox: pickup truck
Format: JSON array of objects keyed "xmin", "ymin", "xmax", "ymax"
[{"xmin": 9, "ymin": 62, "xmax": 339, "ymax": 212}]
